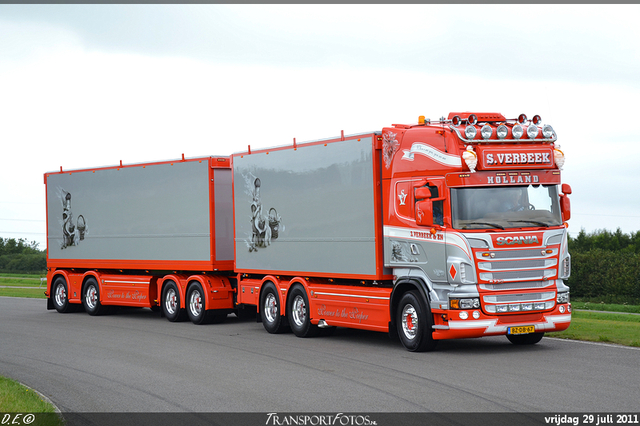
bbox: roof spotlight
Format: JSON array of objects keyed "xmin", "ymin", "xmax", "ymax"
[
  {"xmin": 543, "ymin": 124, "xmax": 555, "ymax": 138},
  {"xmin": 527, "ymin": 124, "xmax": 539, "ymax": 139},
  {"xmin": 467, "ymin": 114, "xmax": 478, "ymax": 126},
  {"xmin": 518, "ymin": 114, "xmax": 527, "ymax": 124},
  {"xmin": 481, "ymin": 124, "xmax": 492, "ymax": 139},
  {"xmin": 532, "ymin": 115, "xmax": 542, "ymax": 125},
  {"xmin": 465, "ymin": 125, "xmax": 477, "ymax": 140},
  {"xmin": 497, "ymin": 124, "xmax": 508, "ymax": 139},
  {"xmin": 452, "ymin": 115, "xmax": 462, "ymax": 126},
  {"xmin": 512, "ymin": 124, "xmax": 523, "ymax": 139}
]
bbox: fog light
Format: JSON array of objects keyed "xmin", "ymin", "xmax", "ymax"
[
  {"xmin": 472, "ymin": 311, "xmax": 480, "ymax": 319},
  {"xmin": 534, "ymin": 302, "xmax": 546, "ymax": 310},
  {"xmin": 459, "ymin": 311, "xmax": 469, "ymax": 320},
  {"xmin": 509, "ymin": 304, "xmax": 521, "ymax": 312},
  {"xmin": 559, "ymin": 305, "xmax": 565, "ymax": 313},
  {"xmin": 521, "ymin": 303, "xmax": 533, "ymax": 311},
  {"xmin": 497, "ymin": 305, "xmax": 508, "ymax": 313}
]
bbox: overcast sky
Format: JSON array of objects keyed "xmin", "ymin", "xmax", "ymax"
[{"xmin": 1, "ymin": 4, "xmax": 639, "ymax": 249}]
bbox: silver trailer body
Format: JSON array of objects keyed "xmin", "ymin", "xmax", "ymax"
[
  {"xmin": 232, "ymin": 135, "xmax": 385, "ymax": 278},
  {"xmin": 45, "ymin": 158, "xmax": 233, "ymax": 270}
]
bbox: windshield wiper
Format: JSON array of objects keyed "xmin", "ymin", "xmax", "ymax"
[
  {"xmin": 509, "ymin": 220, "xmax": 551, "ymax": 228},
  {"xmin": 463, "ymin": 222, "xmax": 505, "ymax": 230}
]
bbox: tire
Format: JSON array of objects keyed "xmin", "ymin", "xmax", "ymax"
[
  {"xmin": 396, "ymin": 290, "xmax": 438, "ymax": 352},
  {"xmin": 51, "ymin": 277, "xmax": 71, "ymax": 313},
  {"xmin": 287, "ymin": 286, "xmax": 319, "ymax": 338},
  {"xmin": 260, "ymin": 283, "xmax": 288, "ymax": 334},
  {"xmin": 82, "ymin": 277, "xmax": 106, "ymax": 316},
  {"xmin": 507, "ymin": 332, "xmax": 544, "ymax": 345},
  {"xmin": 187, "ymin": 283, "xmax": 208, "ymax": 325},
  {"xmin": 162, "ymin": 281, "xmax": 187, "ymax": 322}
]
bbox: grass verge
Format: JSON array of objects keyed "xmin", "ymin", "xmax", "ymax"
[
  {"xmin": 0, "ymin": 376, "xmax": 64, "ymax": 425},
  {"xmin": 549, "ymin": 310, "xmax": 640, "ymax": 347}
]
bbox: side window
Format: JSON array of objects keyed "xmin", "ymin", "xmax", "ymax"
[{"xmin": 429, "ymin": 185, "xmax": 444, "ymax": 226}]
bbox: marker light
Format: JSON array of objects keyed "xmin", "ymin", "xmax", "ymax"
[
  {"xmin": 481, "ymin": 124, "xmax": 493, "ymax": 139},
  {"xmin": 468, "ymin": 114, "xmax": 478, "ymax": 125},
  {"xmin": 527, "ymin": 125, "xmax": 539, "ymax": 139},
  {"xmin": 465, "ymin": 125, "xmax": 477, "ymax": 139},
  {"xmin": 497, "ymin": 124, "xmax": 508, "ymax": 139},
  {"xmin": 512, "ymin": 124, "xmax": 523, "ymax": 139},
  {"xmin": 542, "ymin": 124, "xmax": 555, "ymax": 138},
  {"xmin": 452, "ymin": 115, "xmax": 462, "ymax": 126},
  {"xmin": 518, "ymin": 114, "xmax": 527, "ymax": 124},
  {"xmin": 532, "ymin": 115, "xmax": 542, "ymax": 125}
]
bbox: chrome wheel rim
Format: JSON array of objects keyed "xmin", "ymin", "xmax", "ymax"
[
  {"xmin": 264, "ymin": 292, "xmax": 278, "ymax": 323},
  {"xmin": 401, "ymin": 304, "xmax": 418, "ymax": 340},
  {"xmin": 85, "ymin": 285, "xmax": 97, "ymax": 310},
  {"xmin": 291, "ymin": 295, "xmax": 306, "ymax": 327},
  {"xmin": 54, "ymin": 283, "xmax": 66, "ymax": 307},
  {"xmin": 189, "ymin": 289, "xmax": 203, "ymax": 318},
  {"xmin": 165, "ymin": 288, "xmax": 177, "ymax": 315}
]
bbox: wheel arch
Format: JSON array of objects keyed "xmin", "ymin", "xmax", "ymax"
[
  {"xmin": 389, "ymin": 277, "xmax": 432, "ymax": 329},
  {"xmin": 257, "ymin": 275, "xmax": 285, "ymax": 316},
  {"xmin": 159, "ymin": 274, "xmax": 188, "ymax": 309}
]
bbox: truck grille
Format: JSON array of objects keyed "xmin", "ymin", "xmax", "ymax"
[{"xmin": 475, "ymin": 248, "xmax": 558, "ymax": 284}]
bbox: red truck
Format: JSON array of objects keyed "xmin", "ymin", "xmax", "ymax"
[{"xmin": 45, "ymin": 112, "xmax": 572, "ymax": 351}]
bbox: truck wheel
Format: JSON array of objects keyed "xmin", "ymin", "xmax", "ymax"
[
  {"xmin": 396, "ymin": 290, "xmax": 438, "ymax": 352},
  {"xmin": 187, "ymin": 283, "xmax": 209, "ymax": 325},
  {"xmin": 82, "ymin": 277, "xmax": 106, "ymax": 316},
  {"xmin": 52, "ymin": 277, "xmax": 71, "ymax": 313},
  {"xmin": 260, "ymin": 283, "xmax": 288, "ymax": 334},
  {"xmin": 507, "ymin": 332, "xmax": 544, "ymax": 345},
  {"xmin": 287, "ymin": 286, "xmax": 319, "ymax": 338},
  {"xmin": 162, "ymin": 281, "xmax": 186, "ymax": 322}
]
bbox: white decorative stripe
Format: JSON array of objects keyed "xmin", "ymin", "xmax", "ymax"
[
  {"xmin": 401, "ymin": 143, "xmax": 462, "ymax": 166},
  {"xmin": 314, "ymin": 291, "xmax": 388, "ymax": 300},
  {"xmin": 104, "ymin": 280, "xmax": 150, "ymax": 284}
]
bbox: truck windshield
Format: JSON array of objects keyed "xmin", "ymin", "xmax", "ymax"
[{"xmin": 451, "ymin": 185, "xmax": 563, "ymax": 230}]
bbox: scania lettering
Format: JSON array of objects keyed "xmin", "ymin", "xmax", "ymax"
[{"xmin": 44, "ymin": 111, "xmax": 572, "ymax": 351}]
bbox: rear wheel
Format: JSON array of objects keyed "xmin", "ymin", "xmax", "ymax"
[
  {"xmin": 396, "ymin": 290, "xmax": 437, "ymax": 352},
  {"xmin": 288, "ymin": 286, "xmax": 319, "ymax": 338},
  {"xmin": 162, "ymin": 281, "xmax": 186, "ymax": 322},
  {"xmin": 82, "ymin": 277, "xmax": 106, "ymax": 316},
  {"xmin": 52, "ymin": 277, "xmax": 71, "ymax": 313},
  {"xmin": 187, "ymin": 283, "xmax": 208, "ymax": 325},
  {"xmin": 260, "ymin": 283, "xmax": 288, "ymax": 334},
  {"xmin": 507, "ymin": 332, "xmax": 544, "ymax": 345}
]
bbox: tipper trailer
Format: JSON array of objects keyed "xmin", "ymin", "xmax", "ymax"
[{"xmin": 45, "ymin": 112, "xmax": 572, "ymax": 351}]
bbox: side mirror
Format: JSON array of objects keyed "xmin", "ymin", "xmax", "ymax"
[
  {"xmin": 562, "ymin": 183, "xmax": 572, "ymax": 195},
  {"xmin": 560, "ymin": 194, "xmax": 571, "ymax": 222},
  {"xmin": 416, "ymin": 199, "xmax": 434, "ymax": 227}
]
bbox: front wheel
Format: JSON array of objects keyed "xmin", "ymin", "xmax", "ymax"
[
  {"xmin": 260, "ymin": 283, "xmax": 288, "ymax": 334},
  {"xmin": 507, "ymin": 332, "xmax": 544, "ymax": 345},
  {"xmin": 396, "ymin": 290, "xmax": 437, "ymax": 352},
  {"xmin": 82, "ymin": 277, "xmax": 106, "ymax": 316}
]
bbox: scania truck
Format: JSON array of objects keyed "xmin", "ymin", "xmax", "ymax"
[{"xmin": 45, "ymin": 112, "xmax": 572, "ymax": 351}]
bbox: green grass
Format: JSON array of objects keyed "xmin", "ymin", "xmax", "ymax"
[
  {"xmin": 572, "ymin": 300, "xmax": 640, "ymax": 314},
  {"xmin": 0, "ymin": 274, "xmax": 48, "ymax": 299},
  {"xmin": 0, "ymin": 376, "xmax": 64, "ymax": 425},
  {"xmin": 550, "ymin": 310, "xmax": 640, "ymax": 347}
]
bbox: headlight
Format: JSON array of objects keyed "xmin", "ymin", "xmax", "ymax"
[
  {"xmin": 512, "ymin": 124, "xmax": 523, "ymax": 139},
  {"xmin": 450, "ymin": 298, "xmax": 481, "ymax": 309},
  {"xmin": 557, "ymin": 292, "xmax": 570, "ymax": 304},
  {"xmin": 465, "ymin": 125, "xmax": 477, "ymax": 139}
]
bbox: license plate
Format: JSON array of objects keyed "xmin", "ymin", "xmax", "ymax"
[{"xmin": 508, "ymin": 325, "xmax": 535, "ymax": 335}]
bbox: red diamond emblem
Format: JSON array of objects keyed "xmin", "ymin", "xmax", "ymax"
[{"xmin": 449, "ymin": 264, "xmax": 457, "ymax": 280}]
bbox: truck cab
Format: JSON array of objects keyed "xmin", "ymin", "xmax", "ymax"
[{"xmin": 382, "ymin": 113, "xmax": 572, "ymax": 351}]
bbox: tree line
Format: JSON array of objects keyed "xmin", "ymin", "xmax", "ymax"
[
  {"xmin": 567, "ymin": 229, "xmax": 640, "ymax": 304},
  {"xmin": 0, "ymin": 238, "xmax": 46, "ymax": 274}
]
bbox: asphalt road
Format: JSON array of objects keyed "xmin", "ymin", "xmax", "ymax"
[{"xmin": 1, "ymin": 297, "xmax": 639, "ymax": 414}]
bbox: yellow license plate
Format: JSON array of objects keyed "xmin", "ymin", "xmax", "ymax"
[{"xmin": 508, "ymin": 325, "xmax": 535, "ymax": 335}]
